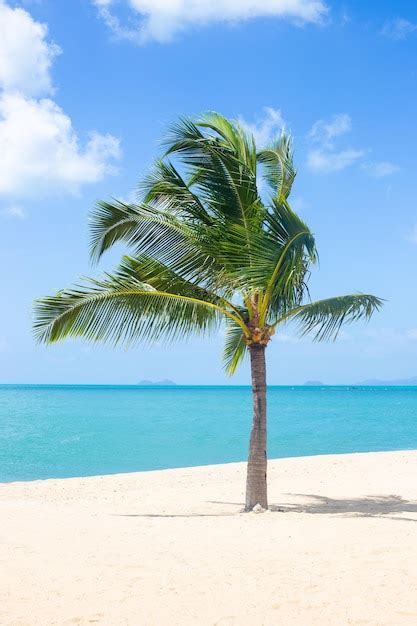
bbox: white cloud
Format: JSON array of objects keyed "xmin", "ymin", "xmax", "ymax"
[
  {"xmin": 92, "ymin": 0, "xmax": 329, "ymax": 43},
  {"xmin": 381, "ymin": 18, "xmax": 417, "ymax": 40},
  {"xmin": 0, "ymin": 0, "xmax": 60, "ymax": 97},
  {"xmin": 0, "ymin": 1, "xmax": 120, "ymax": 198},
  {"xmin": 308, "ymin": 113, "xmax": 351, "ymax": 148},
  {"xmin": 361, "ymin": 161, "xmax": 399, "ymax": 178},
  {"xmin": 239, "ymin": 107, "xmax": 285, "ymax": 146},
  {"xmin": 92, "ymin": 0, "xmax": 138, "ymax": 43},
  {"xmin": 0, "ymin": 94, "xmax": 120, "ymax": 196},
  {"xmin": 306, "ymin": 113, "xmax": 399, "ymax": 175},
  {"xmin": 1, "ymin": 204, "xmax": 27, "ymax": 218},
  {"xmin": 307, "ymin": 148, "xmax": 364, "ymax": 172},
  {"xmin": 306, "ymin": 113, "xmax": 364, "ymax": 173}
]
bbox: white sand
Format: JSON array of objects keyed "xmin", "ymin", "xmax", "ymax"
[{"xmin": 1, "ymin": 450, "xmax": 416, "ymax": 626}]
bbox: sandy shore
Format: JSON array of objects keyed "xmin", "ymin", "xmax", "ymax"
[{"xmin": 1, "ymin": 450, "xmax": 416, "ymax": 626}]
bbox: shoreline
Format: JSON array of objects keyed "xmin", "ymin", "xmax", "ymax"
[
  {"xmin": 2, "ymin": 448, "xmax": 417, "ymax": 486},
  {"xmin": 1, "ymin": 450, "xmax": 416, "ymax": 625},
  {"xmin": 0, "ymin": 447, "xmax": 417, "ymax": 488}
]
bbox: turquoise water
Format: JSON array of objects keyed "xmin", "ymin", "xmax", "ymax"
[{"xmin": 0, "ymin": 385, "xmax": 416, "ymax": 482}]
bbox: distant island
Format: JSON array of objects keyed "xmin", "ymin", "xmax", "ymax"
[
  {"xmin": 302, "ymin": 377, "xmax": 417, "ymax": 386},
  {"xmin": 304, "ymin": 380, "xmax": 324, "ymax": 386},
  {"xmin": 135, "ymin": 378, "xmax": 417, "ymax": 386},
  {"xmin": 357, "ymin": 376, "xmax": 417, "ymax": 386},
  {"xmin": 137, "ymin": 379, "xmax": 177, "ymax": 386}
]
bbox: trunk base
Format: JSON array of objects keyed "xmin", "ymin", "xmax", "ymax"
[{"xmin": 244, "ymin": 502, "xmax": 268, "ymax": 513}]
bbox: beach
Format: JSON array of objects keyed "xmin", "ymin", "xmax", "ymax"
[{"xmin": 1, "ymin": 450, "xmax": 416, "ymax": 625}]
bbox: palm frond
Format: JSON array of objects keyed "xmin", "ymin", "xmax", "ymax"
[
  {"xmin": 120, "ymin": 255, "xmax": 235, "ymax": 311},
  {"xmin": 258, "ymin": 227, "xmax": 316, "ymax": 323},
  {"xmin": 89, "ymin": 200, "xmax": 222, "ymax": 285},
  {"xmin": 89, "ymin": 199, "xmax": 191, "ymax": 262},
  {"xmin": 265, "ymin": 198, "xmax": 315, "ymax": 250},
  {"xmin": 34, "ymin": 271, "xmax": 224, "ymax": 348},
  {"xmin": 138, "ymin": 159, "xmax": 212, "ymax": 224},
  {"xmin": 257, "ymin": 133, "xmax": 296, "ymax": 200},
  {"xmin": 279, "ymin": 294, "xmax": 384, "ymax": 341},
  {"xmin": 223, "ymin": 318, "xmax": 248, "ymax": 375},
  {"xmin": 197, "ymin": 111, "xmax": 257, "ymax": 175},
  {"xmin": 164, "ymin": 116, "xmax": 260, "ymax": 228}
]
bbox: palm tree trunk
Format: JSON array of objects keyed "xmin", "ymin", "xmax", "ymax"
[{"xmin": 245, "ymin": 343, "xmax": 268, "ymax": 511}]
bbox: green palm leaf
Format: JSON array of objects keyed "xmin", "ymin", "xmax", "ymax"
[
  {"xmin": 223, "ymin": 317, "xmax": 248, "ymax": 375},
  {"xmin": 164, "ymin": 115, "xmax": 260, "ymax": 227},
  {"xmin": 257, "ymin": 133, "xmax": 296, "ymax": 200},
  {"xmin": 34, "ymin": 255, "xmax": 248, "ymax": 346},
  {"xmin": 35, "ymin": 274, "xmax": 216, "ymax": 347},
  {"xmin": 139, "ymin": 159, "xmax": 212, "ymax": 224},
  {"xmin": 280, "ymin": 294, "xmax": 384, "ymax": 341}
]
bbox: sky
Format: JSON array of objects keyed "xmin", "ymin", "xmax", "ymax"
[{"xmin": 1, "ymin": 0, "xmax": 417, "ymax": 385}]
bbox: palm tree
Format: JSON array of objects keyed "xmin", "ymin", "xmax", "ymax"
[{"xmin": 34, "ymin": 113, "xmax": 382, "ymax": 511}]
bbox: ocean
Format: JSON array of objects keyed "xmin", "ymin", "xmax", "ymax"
[{"xmin": 1, "ymin": 385, "xmax": 416, "ymax": 482}]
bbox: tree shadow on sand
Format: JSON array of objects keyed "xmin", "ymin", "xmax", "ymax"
[
  {"xmin": 113, "ymin": 512, "xmax": 235, "ymax": 518},
  {"xmin": 208, "ymin": 494, "xmax": 417, "ymax": 522},
  {"xmin": 113, "ymin": 495, "xmax": 417, "ymax": 521},
  {"xmin": 269, "ymin": 493, "xmax": 417, "ymax": 521}
]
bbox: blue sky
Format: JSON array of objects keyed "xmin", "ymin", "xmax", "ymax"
[{"xmin": 1, "ymin": 0, "xmax": 417, "ymax": 384}]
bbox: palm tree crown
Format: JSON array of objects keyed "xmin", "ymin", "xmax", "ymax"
[{"xmin": 34, "ymin": 112, "xmax": 382, "ymax": 369}]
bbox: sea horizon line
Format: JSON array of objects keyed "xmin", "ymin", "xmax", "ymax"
[{"xmin": 2, "ymin": 383, "xmax": 417, "ymax": 389}]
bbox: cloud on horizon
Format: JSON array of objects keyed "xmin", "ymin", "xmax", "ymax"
[
  {"xmin": 92, "ymin": 0, "xmax": 328, "ymax": 44},
  {"xmin": 0, "ymin": 0, "xmax": 121, "ymax": 198}
]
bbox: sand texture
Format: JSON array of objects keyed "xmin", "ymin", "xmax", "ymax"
[{"xmin": 1, "ymin": 450, "xmax": 417, "ymax": 625}]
